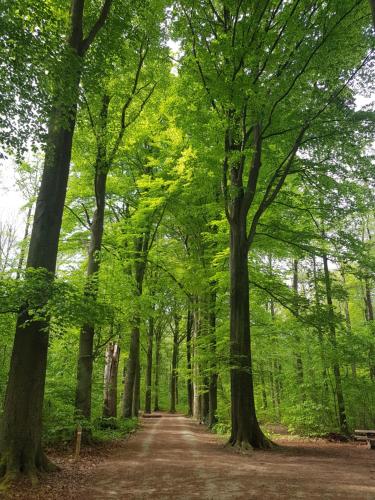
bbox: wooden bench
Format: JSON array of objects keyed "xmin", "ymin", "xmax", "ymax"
[{"xmin": 354, "ymin": 430, "xmax": 375, "ymax": 449}]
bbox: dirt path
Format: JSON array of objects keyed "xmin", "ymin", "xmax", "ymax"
[
  {"xmin": 79, "ymin": 413, "xmax": 375, "ymax": 499},
  {"xmin": 8, "ymin": 413, "xmax": 375, "ymax": 499}
]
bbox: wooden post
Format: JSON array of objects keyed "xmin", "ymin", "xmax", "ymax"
[{"xmin": 75, "ymin": 423, "xmax": 82, "ymax": 460}]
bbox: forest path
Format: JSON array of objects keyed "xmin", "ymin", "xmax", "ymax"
[{"xmin": 82, "ymin": 412, "xmax": 375, "ymax": 499}]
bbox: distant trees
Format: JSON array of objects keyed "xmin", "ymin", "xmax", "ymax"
[{"xmin": 74, "ymin": 28, "xmax": 160, "ymax": 426}]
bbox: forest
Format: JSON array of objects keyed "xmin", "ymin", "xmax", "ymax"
[{"xmin": 0, "ymin": 0, "xmax": 375, "ymax": 498}]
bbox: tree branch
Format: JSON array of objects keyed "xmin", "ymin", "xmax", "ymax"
[
  {"xmin": 183, "ymin": 6, "xmax": 219, "ymax": 114},
  {"xmin": 81, "ymin": 0, "xmax": 113, "ymax": 54},
  {"xmin": 241, "ymin": 123, "xmax": 262, "ymax": 216},
  {"xmin": 148, "ymin": 204, "xmax": 167, "ymax": 253},
  {"xmin": 108, "ymin": 41, "xmax": 153, "ymax": 165},
  {"xmin": 64, "ymin": 204, "xmax": 91, "ymax": 230},
  {"xmin": 147, "ymin": 259, "xmax": 192, "ymax": 301},
  {"xmin": 247, "ymin": 124, "xmax": 308, "ymax": 247},
  {"xmin": 263, "ymin": 0, "xmax": 363, "ymax": 134}
]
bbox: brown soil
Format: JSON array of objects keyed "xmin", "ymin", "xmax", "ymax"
[{"xmin": 5, "ymin": 413, "xmax": 375, "ymax": 499}]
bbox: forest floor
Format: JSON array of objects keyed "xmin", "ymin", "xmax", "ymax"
[{"xmin": 5, "ymin": 412, "xmax": 375, "ymax": 499}]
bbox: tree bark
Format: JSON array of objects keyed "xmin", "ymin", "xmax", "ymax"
[
  {"xmin": 186, "ymin": 310, "xmax": 194, "ymax": 416},
  {"xmin": 344, "ymin": 298, "xmax": 357, "ymax": 378},
  {"xmin": 370, "ymin": 0, "xmax": 375, "ymax": 28},
  {"xmin": 122, "ymin": 323, "xmax": 140, "ymax": 418},
  {"xmin": 75, "ymin": 94, "xmax": 110, "ymax": 420},
  {"xmin": 122, "ymin": 240, "xmax": 149, "ymax": 423},
  {"xmin": 192, "ymin": 306, "xmax": 202, "ymax": 421},
  {"xmin": 229, "ymin": 213, "xmax": 270, "ymax": 449},
  {"xmin": 364, "ymin": 278, "xmax": 375, "ymax": 379},
  {"xmin": 322, "ymin": 254, "xmax": 348, "ymax": 434},
  {"xmin": 154, "ymin": 327, "xmax": 162, "ymax": 411},
  {"xmin": 132, "ymin": 361, "xmax": 140, "ymax": 416},
  {"xmin": 273, "ymin": 360, "xmax": 281, "ymax": 420},
  {"xmin": 0, "ymin": 0, "xmax": 114, "ymax": 481},
  {"xmin": 169, "ymin": 317, "xmax": 179, "ymax": 413},
  {"xmin": 122, "ymin": 232, "xmax": 149, "ymax": 417},
  {"xmin": 312, "ymin": 256, "xmax": 330, "ymax": 403},
  {"xmin": 270, "ymin": 369, "xmax": 276, "ymax": 411},
  {"xmin": 102, "ymin": 342, "xmax": 120, "ymax": 418},
  {"xmin": 144, "ymin": 317, "xmax": 154, "ymax": 414},
  {"xmin": 208, "ymin": 286, "xmax": 218, "ymax": 427}
]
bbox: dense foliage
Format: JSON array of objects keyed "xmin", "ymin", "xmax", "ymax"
[{"xmin": 0, "ymin": 0, "xmax": 374, "ymax": 482}]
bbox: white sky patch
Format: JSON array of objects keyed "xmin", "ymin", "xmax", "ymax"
[
  {"xmin": 167, "ymin": 38, "xmax": 181, "ymax": 76},
  {"xmin": 0, "ymin": 156, "xmax": 27, "ymax": 237},
  {"xmin": 355, "ymin": 95, "xmax": 374, "ymax": 109}
]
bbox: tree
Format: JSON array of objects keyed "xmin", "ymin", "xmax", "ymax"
[
  {"xmin": 169, "ymin": 314, "xmax": 182, "ymax": 413},
  {"xmin": 74, "ymin": 31, "xmax": 158, "ymax": 424},
  {"xmin": 103, "ymin": 341, "xmax": 120, "ymax": 418},
  {"xmin": 144, "ymin": 314, "xmax": 154, "ymax": 414},
  {"xmin": 0, "ymin": 0, "xmax": 113, "ymax": 482},
  {"xmin": 175, "ymin": 0, "xmax": 372, "ymax": 449}
]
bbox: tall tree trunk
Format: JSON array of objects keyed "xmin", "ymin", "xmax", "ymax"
[
  {"xmin": 208, "ymin": 369, "xmax": 218, "ymax": 427},
  {"xmin": 273, "ymin": 360, "xmax": 281, "ymax": 421},
  {"xmin": 312, "ymin": 255, "xmax": 330, "ymax": 402},
  {"xmin": 344, "ymin": 298, "xmax": 357, "ymax": 378},
  {"xmin": 370, "ymin": 0, "xmax": 375, "ymax": 28},
  {"xmin": 292, "ymin": 259, "xmax": 304, "ymax": 397},
  {"xmin": 175, "ymin": 371, "xmax": 179, "ymax": 406},
  {"xmin": 229, "ymin": 214, "xmax": 269, "ymax": 449},
  {"xmin": 144, "ymin": 317, "xmax": 154, "ymax": 414},
  {"xmin": 132, "ymin": 361, "xmax": 140, "ymax": 416},
  {"xmin": 123, "ymin": 228, "xmax": 151, "ymax": 416},
  {"xmin": 169, "ymin": 317, "xmax": 179, "ymax": 413},
  {"xmin": 0, "ymin": 0, "xmax": 113, "ymax": 480},
  {"xmin": 270, "ymin": 369, "xmax": 276, "ymax": 411},
  {"xmin": 121, "ymin": 232, "xmax": 149, "ymax": 417},
  {"xmin": 102, "ymin": 342, "xmax": 120, "ymax": 418},
  {"xmin": 75, "ymin": 94, "xmax": 110, "ymax": 420},
  {"xmin": 366, "ymin": 279, "xmax": 374, "ymax": 319},
  {"xmin": 122, "ymin": 323, "xmax": 140, "ymax": 418},
  {"xmin": 322, "ymin": 254, "xmax": 348, "ymax": 434},
  {"xmin": 208, "ymin": 286, "xmax": 218, "ymax": 428},
  {"xmin": 154, "ymin": 328, "xmax": 162, "ymax": 411},
  {"xmin": 268, "ymin": 282, "xmax": 282, "ymax": 419},
  {"xmin": 186, "ymin": 309, "xmax": 194, "ymax": 416},
  {"xmin": 364, "ymin": 278, "xmax": 375, "ymax": 380},
  {"xmin": 192, "ymin": 306, "xmax": 202, "ymax": 421}
]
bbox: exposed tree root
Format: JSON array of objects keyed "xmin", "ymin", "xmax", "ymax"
[
  {"xmin": 0, "ymin": 468, "xmax": 19, "ymax": 492},
  {"xmin": 0, "ymin": 450, "xmax": 59, "ymax": 490},
  {"xmin": 37, "ymin": 451, "xmax": 60, "ymax": 473},
  {"xmin": 227, "ymin": 432, "xmax": 277, "ymax": 452},
  {"xmin": 225, "ymin": 440, "xmax": 254, "ymax": 454}
]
